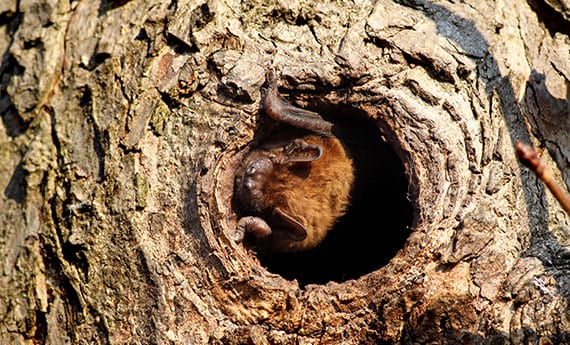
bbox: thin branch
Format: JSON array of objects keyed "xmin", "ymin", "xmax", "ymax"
[{"xmin": 516, "ymin": 141, "xmax": 570, "ymax": 215}]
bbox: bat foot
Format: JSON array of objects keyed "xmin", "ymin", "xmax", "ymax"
[{"xmin": 235, "ymin": 216, "xmax": 272, "ymax": 243}]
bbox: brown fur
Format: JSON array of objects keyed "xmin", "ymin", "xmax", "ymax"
[{"xmin": 259, "ymin": 134, "xmax": 353, "ymax": 251}]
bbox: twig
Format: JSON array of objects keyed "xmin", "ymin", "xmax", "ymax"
[{"xmin": 516, "ymin": 141, "xmax": 570, "ymax": 215}]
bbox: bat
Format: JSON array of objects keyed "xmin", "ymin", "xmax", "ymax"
[{"xmin": 233, "ymin": 72, "xmax": 355, "ymax": 252}]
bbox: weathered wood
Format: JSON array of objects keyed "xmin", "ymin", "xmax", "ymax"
[{"xmin": 1, "ymin": 0, "xmax": 569, "ymax": 343}]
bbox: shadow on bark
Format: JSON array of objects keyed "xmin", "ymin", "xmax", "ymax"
[{"xmin": 405, "ymin": 0, "xmax": 570, "ymax": 309}]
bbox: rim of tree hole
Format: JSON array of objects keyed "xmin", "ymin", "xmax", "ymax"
[{"xmin": 226, "ymin": 94, "xmax": 415, "ymax": 286}]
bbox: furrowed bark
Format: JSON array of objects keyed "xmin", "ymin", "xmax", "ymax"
[{"xmin": 1, "ymin": 0, "xmax": 569, "ymax": 343}]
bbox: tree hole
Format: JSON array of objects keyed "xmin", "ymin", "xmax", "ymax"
[{"xmin": 254, "ymin": 112, "xmax": 414, "ymax": 286}]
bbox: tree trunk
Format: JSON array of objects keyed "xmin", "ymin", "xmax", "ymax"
[{"xmin": 1, "ymin": 0, "xmax": 569, "ymax": 343}]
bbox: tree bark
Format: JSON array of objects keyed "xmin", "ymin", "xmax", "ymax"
[{"xmin": 1, "ymin": 0, "xmax": 569, "ymax": 344}]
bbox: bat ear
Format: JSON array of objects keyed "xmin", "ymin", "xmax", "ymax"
[
  {"xmin": 273, "ymin": 207, "xmax": 308, "ymax": 241},
  {"xmin": 282, "ymin": 139, "xmax": 323, "ymax": 163}
]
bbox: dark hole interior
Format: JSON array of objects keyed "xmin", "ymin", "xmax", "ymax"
[{"xmin": 254, "ymin": 113, "xmax": 414, "ymax": 286}]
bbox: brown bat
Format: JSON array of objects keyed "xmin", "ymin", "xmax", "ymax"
[{"xmin": 233, "ymin": 72, "xmax": 355, "ymax": 252}]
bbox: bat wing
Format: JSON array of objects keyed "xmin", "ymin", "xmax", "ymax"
[
  {"xmin": 273, "ymin": 104, "xmax": 334, "ymax": 137},
  {"xmin": 263, "ymin": 71, "xmax": 333, "ymax": 137},
  {"xmin": 273, "ymin": 206, "xmax": 308, "ymax": 241}
]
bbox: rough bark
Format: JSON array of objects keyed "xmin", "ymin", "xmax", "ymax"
[{"xmin": 1, "ymin": 0, "xmax": 569, "ymax": 344}]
